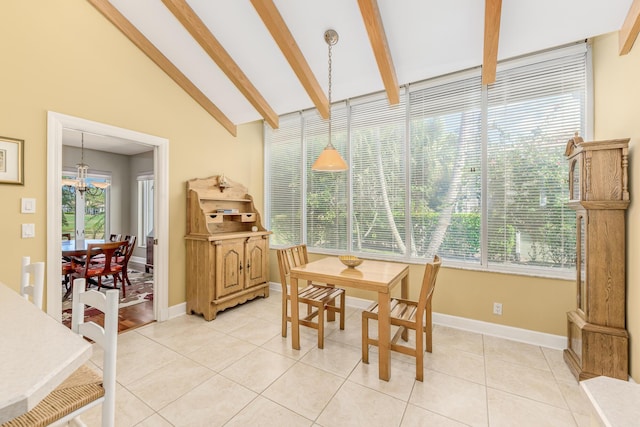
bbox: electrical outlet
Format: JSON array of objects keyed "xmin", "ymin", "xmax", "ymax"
[{"xmin": 493, "ymin": 302, "xmax": 503, "ymax": 315}]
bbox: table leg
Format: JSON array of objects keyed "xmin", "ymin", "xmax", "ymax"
[
  {"xmin": 378, "ymin": 290, "xmax": 391, "ymax": 381},
  {"xmin": 291, "ymin": 276, "xmax": 300, "ymax": 350}
]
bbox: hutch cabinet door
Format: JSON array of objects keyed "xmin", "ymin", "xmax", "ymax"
[
  {"xmin": 215, "ymin": 239, "xmax": 245, "ymax": 297},
  {"xmin": 245, "ymin": 236, "xmax": 269, "ymax": 288}
]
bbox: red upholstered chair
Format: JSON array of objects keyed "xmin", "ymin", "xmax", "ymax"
[
  {"xmin": 71, "ymin": 241, "xmax": 127, "ymax": 297},
  {"xmin": 114, "ymin": 236, "xmax": 137, "ymax": 288}
]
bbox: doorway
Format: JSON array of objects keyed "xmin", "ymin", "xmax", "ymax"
[{"xmin": 46, "ymin": 112, "xmax": 169, "ymax": 323}]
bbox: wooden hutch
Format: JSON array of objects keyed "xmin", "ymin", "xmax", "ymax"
[
  {"xmin": 185, "ymin": 175, "xmax": 271, "ymax": 320},
  {"xmin": 563, "ymin": 135, "xmax": 630, "ymax": 380}
]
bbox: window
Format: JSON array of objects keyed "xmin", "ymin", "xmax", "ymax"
[
  {"xmin": 62, "ymin": 170, "xmax": 111, "ymax": 239},
  {"xmin": 266, "ymin": 43, "xmax": 589, "ymax": 277},
  {"xmin": 137, "ymin": 174, "xmax": 154, "ymax": 247}
]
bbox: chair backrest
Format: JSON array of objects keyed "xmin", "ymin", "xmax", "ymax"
[
  {"xmin": 109, "ymin": 233, "xmax": 122, "ymax": 242},
  {"xmin": 417, "ymin": 255, "xmax": 442, "ymax": 313},
  {"xmin": 62, "ymin": 233, "xmax": 72, "ymax": 240},
  {"xmin": 20, "ymin": 256, "xmax": 45, "ymax": 310},
  {"xmin": 71, "ymin": 278, "xmax": 118, "ymax": 427},
  {"xmin": 81, "ymin": 241, "xmax": 127, "ymax": 277},
  {"xmin": 276, "ymin": 244, "xmax": 310, "ymax": 296},
  {"xmin": 121, "ymin": 235, "xmax": 137, "ymax": 265}
]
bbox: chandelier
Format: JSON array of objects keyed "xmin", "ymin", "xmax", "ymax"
[
  {"xmin": 312, "ymin": 29, "xmax": 348, "ymax": 172},
  {"xmin": 62, "ymin": 132, "xmax": 110, "ymax": 195}
]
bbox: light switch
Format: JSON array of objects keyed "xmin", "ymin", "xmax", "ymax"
[
  {"xmin": 21, "ymin": 198, "xmax": 36, "ymax": 213},
  {"xmin": 22, "ymin": 223, "xmax": 35, "ymax": 238}
]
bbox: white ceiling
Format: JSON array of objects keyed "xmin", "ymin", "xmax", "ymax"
[
  {"xmin": 62, "ymin": 128, "xmax": 153, "ymax": 156},
  {"xmin": 81, "ymin": 0, "xmax": 634, "ymax": 153}
]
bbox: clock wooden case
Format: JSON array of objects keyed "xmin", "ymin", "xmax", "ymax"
[
  {"xmin": 563, "ymin": 135, "xmax": 630, "ymax": 381},
  {"xmin": 185, "ymin": 175, "xmax": 271, "ymax": 320}
]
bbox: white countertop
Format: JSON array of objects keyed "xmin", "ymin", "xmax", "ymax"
[
  {"xmin": 0, "ymin": 283, "xmax": 92, "ymax": 423},
  {"xmin": 581, "ymin": 376, "xmax": 640, "ymax": 427}
]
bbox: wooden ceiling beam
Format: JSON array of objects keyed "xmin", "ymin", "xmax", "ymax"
[
  {"xmin": 87, "ymin": 0, "xmax": 236, "ymax": 136},
  {"xmin": 357, "ymin": 0, "xmax": 399, "ymax": 105},
  {"xmin": 250, "ymin": 0, "xmax": 329, "ymax": 119},
  {"xmin": 162, "ymin": 0, "xmax": 279, "ymax": 129},
  {"xmin": 619, "ymin": 0, "xmax": 640, "ymax": 55},
  {"xmin": 482, "ymin": 0, "xmax": 502, "ymax": 85}
]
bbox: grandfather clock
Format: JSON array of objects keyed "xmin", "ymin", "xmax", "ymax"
[{"xmin": 563, "ymin": 135, "xmax": 630, "ymax": 381}]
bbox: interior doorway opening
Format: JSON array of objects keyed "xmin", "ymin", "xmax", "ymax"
[{"xmin": 47, "ymin": 112, "xmax": 169, "ymax": 323}]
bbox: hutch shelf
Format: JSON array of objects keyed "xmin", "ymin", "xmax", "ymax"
[{"xmin": 185, "ymin": 175, "xmax": 271, "ymax": 320}]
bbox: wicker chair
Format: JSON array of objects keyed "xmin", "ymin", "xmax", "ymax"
[{"xmin": 3, "ymin": 278, "xmax": 118, "ymax": 426}]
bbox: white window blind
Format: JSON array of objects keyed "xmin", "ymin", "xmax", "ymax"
[
  {"xmin": 350, "ymin": 94, "xmax": 406, "ymax": 256},
  {"xmin": 304, "ymin": 104, "xmax": 349, "ymax": 250},
  {"xmin": 485, "ymin": 49, "xmax": 585, "ymax": 270},
  {"xmin": 266, "ymin": 114, "xmax": 303, "ymax": 246},
  {"xmin": 409, "ymin": 74, "xmax": 483, "ymax": 262}
]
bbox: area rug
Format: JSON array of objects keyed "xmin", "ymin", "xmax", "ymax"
[{"xmin": 62, "ymin": 269, "xmax": 154, "ymax": 321}]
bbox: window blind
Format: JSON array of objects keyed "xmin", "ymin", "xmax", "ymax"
[
  {"xmin": 485, "ymin": 49, "xmax": 585, "ymax": 270},
  {"xmin": 266, "ymin": 114, "xmax": 303, "ymax": 246},
  {"xmin": 409, "ymin": 74, "xmax": 483, "ymax": 262},
  {"xmin": 265, "ymin": 43, "xmax": 588, "ymax": 277},
  {"xmin": 304, "ymin": 105, "xmax": 349, "ymax": 250},
  {"xmin": 350, "ymin": 94, "xmax": 406, "ymax": 256}
]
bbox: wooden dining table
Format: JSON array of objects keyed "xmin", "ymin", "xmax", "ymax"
[
  {"xmin": 61, "ymin": 238, "xmax": 105, "ymax": 257},
  {"xmin": 0, "ymin": 282, "xmax": 92, "ymax": 423},
  {"xmin": 289, "ymin": 257, "xmax": 409, "ymax": 381}
]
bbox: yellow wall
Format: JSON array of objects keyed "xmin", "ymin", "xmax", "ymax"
[
  {"xmin": 592, "ymin": 32, "xmax": 640, "ymax": 381},
  {"xmin": 0, "ymin": 1, "xmax": 263, "ymax": 307}
]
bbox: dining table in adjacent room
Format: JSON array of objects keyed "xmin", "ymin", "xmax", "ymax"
[
  {"xmin": 289, "ymin": 256, "xmax": 409, "ymax": 381},
  {"xmin": 61, "ymin": 238, "xmax": 105, "ymax": 257},
  {"xmin": 0, "ymin": 282, "xmax": 92, "ymax": 423}
]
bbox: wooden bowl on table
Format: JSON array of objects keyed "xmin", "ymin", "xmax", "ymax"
[{"xmin": 339, "ymin": 255, "xmax": 363, "ymax": 268}]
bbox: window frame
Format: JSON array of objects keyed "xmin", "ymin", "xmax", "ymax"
[
  {"xmin": 265, "ymin": 43, "xmax": 592, "ymax": 279},
  {"xmin": 137, "ymin": 173, "xmax": 154, "ymax": 248}
]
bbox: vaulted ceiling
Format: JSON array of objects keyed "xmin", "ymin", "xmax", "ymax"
[{"xmin": 87, "ymin": 0, "xmax": 640, "ymax": 138}]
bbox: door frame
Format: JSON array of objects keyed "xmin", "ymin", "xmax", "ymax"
[{"xmin": 46, "ymin": 111, "xmax": 170, "ymax": 322}]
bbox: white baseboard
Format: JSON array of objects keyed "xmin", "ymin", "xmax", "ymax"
[
  {"xmin": 130, "ymin": 255, "xmax": 146, "ymax": 265},
  {"xmin": 169, "ymin": 282, "xmax": 566, "ymax": 350},
  {"xmin": 269, "ymin": 282, "xmax": 566, "ymax": 350},
  {"xmin": 168, "ymin": 302, "xmax": 187, "ymax": 319}
]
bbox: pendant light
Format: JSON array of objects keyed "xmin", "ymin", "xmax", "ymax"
[
  {"xmin": 62, "ymin": 132, "xmax": 110, "ymax": 194},
  {"xmin": 312, "ymin": 29, "xmax": 348, "ymax": 172},
  {"xmin": 76, "ymin": 132, "xmax": 90, "ymax": 194}
]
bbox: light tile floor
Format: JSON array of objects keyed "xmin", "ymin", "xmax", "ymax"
[{"xmin": 80, "ymin": 290, "xmax": 594, "ymax": 426}]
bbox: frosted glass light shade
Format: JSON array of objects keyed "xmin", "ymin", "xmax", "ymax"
[{"xmin": 312, "ymin": 145, "xmax": 348, "ymax": 171}]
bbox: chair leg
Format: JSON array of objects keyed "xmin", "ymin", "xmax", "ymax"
[
  {"xmin": 339, "ymin": 292, "xmax": 345, "ymax": 330},
  {"xmin": 426, "ymin": 304, "xmax": 433, "ymax": 353},
  {"xmin": 282, "ymin": 295, "xmax": 289, "ymax": 338},
  {"xmin": 362, "ymin": 313, "xmax": 369, "ymax": 364},
  {"xmin": 317, "ymin": 305, "xmax": 325, "ymax": 349},
  {"xmin": 416, "ymin": 320, "xmax": 424, "ymax": 381}
]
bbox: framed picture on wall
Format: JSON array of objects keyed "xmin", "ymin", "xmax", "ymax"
[{"xmin": 0, "ymin": 136, "xmax": 24, "ymax": 185}]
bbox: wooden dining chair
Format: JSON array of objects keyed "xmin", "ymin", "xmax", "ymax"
[
  {"xmin": 362, "ymin": 255, "xmax": 441, "ymax": 381},
  {"xmin": 114, "ymin": 235, "xmax": 137, "ymax": 288},
  {"xmin": 276, "ymin": 244, "xmax": 346, "ymax": 349},
  {"xmin": 71, "ymin": 241, "xmax": 127, "ymax": 297},
  {"xmin": 20, "ymin": 256, "xmax": 45, "ymax": 310},
  {"xmin": 3, "ymin": 278, "xmax": 119, "ymax": 427}
]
